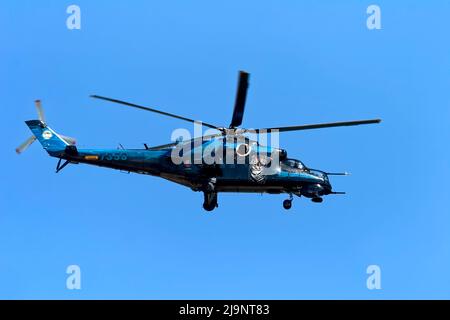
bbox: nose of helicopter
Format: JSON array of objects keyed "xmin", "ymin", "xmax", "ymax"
[
  {"xmin": 308, "ymin": 171, "xmax": 332, "ymax": 194},
  {"xmin": 321, "ymin": 180, "xmax": 332, "ymax": 194}
]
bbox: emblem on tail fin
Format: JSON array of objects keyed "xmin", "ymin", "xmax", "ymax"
[{"xmin": 42, "ymin": 130, "xmax": 53, "ymax": 140}]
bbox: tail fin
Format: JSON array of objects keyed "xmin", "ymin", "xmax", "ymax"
[{"xmin": 25, "ymin": 120, "xmax": 69, "ymax": 155}]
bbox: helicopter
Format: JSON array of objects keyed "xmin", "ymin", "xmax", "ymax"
[{"xmin": 17, "ymin": 71, "xmax": 381, "ymax": 211}]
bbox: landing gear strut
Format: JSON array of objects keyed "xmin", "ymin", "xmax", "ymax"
[{"xmin": 283, "ymin": 194, "xmax": 293, "ymax": 210}]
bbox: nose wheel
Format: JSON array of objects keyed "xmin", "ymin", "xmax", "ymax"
[
  {"xmin": 312, "ymin": 197, "xmax": 323, "ymax": 203},
  {"xmin": 283, "ymin": 194, "xmax": 294, "ymax": 210},
  {"xmin": 283, "ymin": 199, "xmax": 292, "ymax": 210}
]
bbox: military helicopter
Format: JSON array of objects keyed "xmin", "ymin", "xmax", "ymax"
[{"xmin": 17, "ymin": 71, "xmax": 380, "ymax": 211}]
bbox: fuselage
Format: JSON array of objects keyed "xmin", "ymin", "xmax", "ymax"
[
  {"xmin": 26, "ymin": 119, "xmax": 332, "ymax": 199},
  {"xmin": 51, "ymin": 145, "xmax": 332, "ymax": 198}
]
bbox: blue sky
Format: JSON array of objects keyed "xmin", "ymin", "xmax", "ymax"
[{"xmin": 1, "ymin": 1, "xmax": 450, "ymax": 299}]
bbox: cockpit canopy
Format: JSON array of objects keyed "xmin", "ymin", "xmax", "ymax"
[{"xmin": 281, "ymin": 158, "xmax": 307, "ymax": 171}]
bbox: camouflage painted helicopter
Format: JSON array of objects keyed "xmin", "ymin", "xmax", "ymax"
[{"xmin": 17, "ymin": 71, "xmax": 380, "ymax": 211}]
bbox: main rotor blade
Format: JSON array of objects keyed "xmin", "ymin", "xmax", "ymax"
[
  {"xmin": 90, "ymin": 95, "xmax": 221, "ymax": 130},
  {"xmin": 229, "ymin": 71, "xmax": 249, "ymax": 128},
  {"xmin": 35, "ymin": 100, "xmax": 45, "ymax": 122},
  {"xmin": 250, "ymin": 119, "xmax": 381, "ymax": 133},
  {"xmin": 16, "ymin": 136, "xmax": 36, "ymax": 154}
]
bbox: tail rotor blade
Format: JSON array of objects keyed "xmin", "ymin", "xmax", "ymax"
[
  {"xmin": 60, "ymin": 135, "xmax": 77, "ymax": 145},
  {"xmin": 16, "ymin": 136, "xmax": 36, "ymax": 154},
  {"xmin": 35, "ymin": 100, "xmax": 46, "ymax": 122}
]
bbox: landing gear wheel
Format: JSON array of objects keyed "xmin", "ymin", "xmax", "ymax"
[
  {"xmin": 283, "ymin": 199, "xmax": 292, "ymax": 210},
  {"xmin": 203, "ymin": 192, "xmax": 218, "ymax": 212},
  {"xmin": 312, "ymin": 197, "xmax": 323, "ymax": 203}
]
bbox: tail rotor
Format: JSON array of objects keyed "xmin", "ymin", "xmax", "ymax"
[
  {"xmin": 16, "ymin": 100, "xmax": 44, "ymax": 154},
  {"xmin": 16, "ymin": 100, "xmax": 76, "ymax": 154}
]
